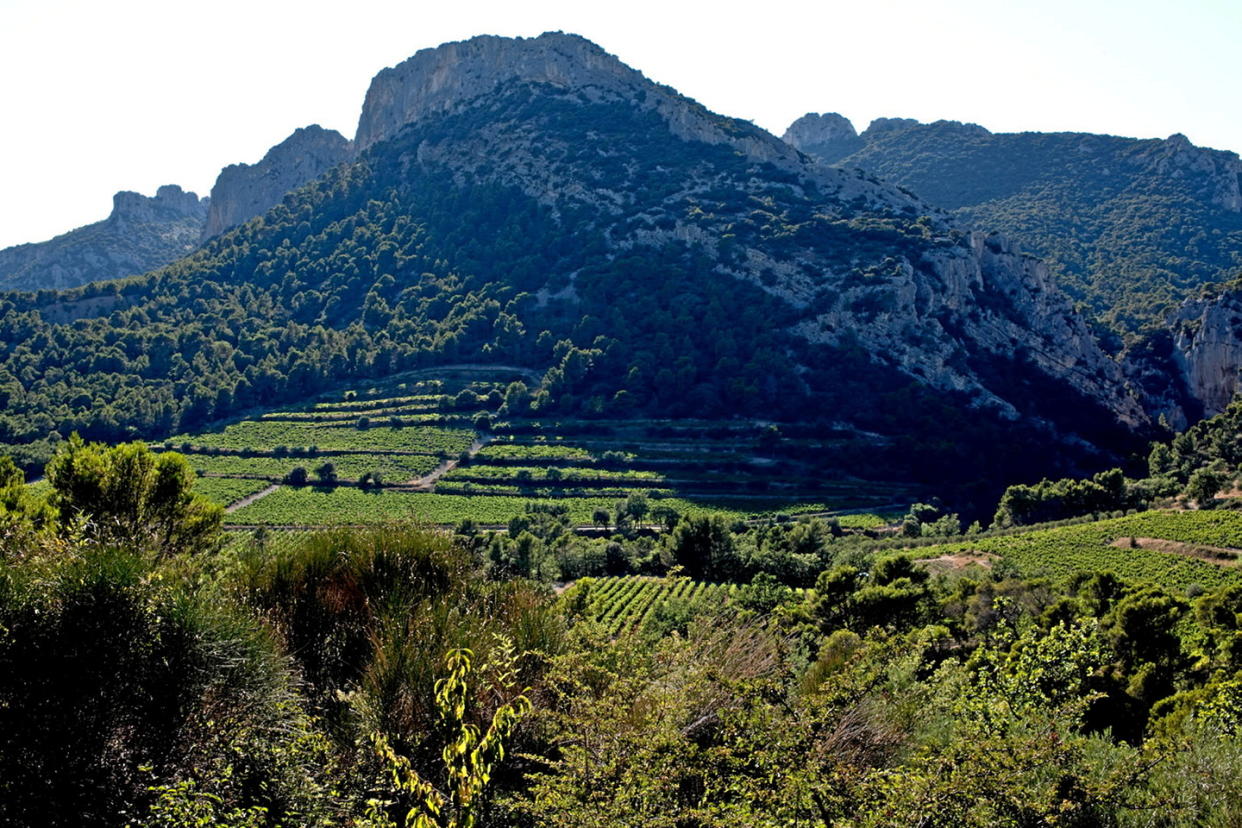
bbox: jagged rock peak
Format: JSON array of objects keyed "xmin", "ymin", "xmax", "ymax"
[
  {"xmin": 110, "ymin": 184, "xmax": 208, "ymax": 224},
  {"xmin": 861, "ymin": 117, "xmax": 921, "ymax": 140},
  {"xmin": 356, "ymin": 33, "xmax": 640, "ymax": 151},
  {"xmin": 203, "ymin": 125, "xmax": 353, "ymax": 240},
  {"xmin": 783, "ymin": 112, "xmax": 858, "ymax": 147},
  {"xmin": 781, "ymin": 113, "xmax": 864, "ymax": 164},
  {"xmin": 353, "ymin": 32, "xmax": 803, "ymax": 169}
]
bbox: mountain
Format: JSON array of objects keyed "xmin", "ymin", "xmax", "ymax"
[
  {"xmin": 0, "ymin": 33, "xmax": 1151, "ymax": 496},
  {"xmin": 784, "ymin": 114, "xmax": 1242, "ymax": 338},
  {"xmin": 0, "ymin": 185, "xmax": 208, "ymax": 292},
  {"xmin": 203, "ymin": 125, "xmax": 353, "ymax": 239}
]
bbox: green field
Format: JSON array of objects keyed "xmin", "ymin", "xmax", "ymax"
[
  {"xmin": 225, "ymin": 486, "xmax": 875, "ymax": 527},
  {"xmin": 166, "ymin": 420, "xmax": 475, "ymax": 455},
  {"xmin": 175, "ymin": 452, "xmax": 439, "ymax": 482},
  {"xmin": 193, "ymin": 476, "xmax": 272, "ymax": 507},
  {"xmin": 912, "ymin": 510, "xmax": 1242, "ymax": 592}
]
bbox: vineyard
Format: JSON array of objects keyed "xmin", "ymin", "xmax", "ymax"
[
  {"xmin": 183, "ymin": 452, "xmax": 439, "ymax": 482},
  {"xmin": 146, "ymin": 368, "xmax": 912, "ymax": 529},
  {"xmin": 575, "ymin": 575, "xmax": 740, "ymax": 635},
  {"xmin": 913, "ymin": 510, "xmax": 1242, "ymax": 592},
  {"xmin": 193, "ymin": 476, "xmax": 272, "ymax": 506}
]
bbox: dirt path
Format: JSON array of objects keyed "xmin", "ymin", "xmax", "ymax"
[
  {"xmin": 1110, "ymin": 536, "xmax": 1240, "ymax": 566},
  {"xmin": 226, "ymin": 483, "xmax": 281, "ymax": 513},
  {"xmin": 920, "ymin": 552, "xmax": 997, "ymax": 574},
  {"xmin": 405, "ymin": 435, "xmax": 492, "ymax": 490}
]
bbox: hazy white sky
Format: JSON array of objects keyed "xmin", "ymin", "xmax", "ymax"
[{"xmin": 1, "ymin": 0, "xmax": 1239, "ymax": 250}]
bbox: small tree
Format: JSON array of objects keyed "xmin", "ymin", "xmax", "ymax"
[
  {"xmin": 286, "ymin": 465, "xmax": 309, "ymax": 485},
  {"xmin": 1187, "ymin": 466, "xmax": 1228, "ymax": 509},
  {"xmin": 45, "ymin": 435, "xmax": 221, "ymax": 555},
  {"xmin": 314, "ymin": 462, "xmax": 338, "ymax": 485}
]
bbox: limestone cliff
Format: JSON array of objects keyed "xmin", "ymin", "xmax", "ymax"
[
  {"xmin": 1154, "ymin": 288, "xmax": 1242, "ymax": 424},
  {"xmin": 202, "ymin": 125, "xmax": 352, "ymax": 239},
  {"xmin": 0, "ymin": 185, "xmax": 208, "ymax": 292}
]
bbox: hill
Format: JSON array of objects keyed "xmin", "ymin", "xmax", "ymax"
[
  {"xmin": 0, "ymin": 33, "xmax": 1153, "ymax": 505},
  {"xmin": 784, "ymin": 114, "xmax": 1242, "ymax": 338}
]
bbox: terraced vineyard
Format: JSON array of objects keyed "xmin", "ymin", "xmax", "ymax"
[
  {"xmin": 913, "ymin": 510, "xmax": 1242, "ymax": 592},
  {"xmin": 192, "ymin": 476, "xmax": 272, "ymax": 507},
  {"xmin": 182, "ymin": 453, "xmax": 439, "ymax": 483},
  {"xmin": 149, "ymin": 368, "xmax": 912, "ymax": 526},
  {"xmin": 165, "ymin": 421, "xmax": 475, "ymax": 455}
]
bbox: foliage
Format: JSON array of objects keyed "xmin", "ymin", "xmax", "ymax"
[{"xmin": 45, "ymin": 436, "xmax": 222, "ymax": 555}]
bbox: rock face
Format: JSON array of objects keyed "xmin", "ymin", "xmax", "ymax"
[
  {"xmin": 0, "ymin": 185, "xmax": 208, "ymax": 292},
  {"xmin": 202, "ymin": 125, "xmax": 352, "ymax": 239},
  {"xmin": 782, "ymin": 113, "xmax": 864, "ymax": 164},
  {"xmin": 1155, "ymin": 289, "xmax": 1242, "ymax": 424},
  {"xmin": 355, "ymin": 32, "xmax": 817, "ymax": 173}
]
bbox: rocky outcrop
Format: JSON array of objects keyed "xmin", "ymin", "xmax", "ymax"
[
  {"xmin": 1167, "ymin": 289, "xmax": 1242, "ymax": 417},
  {"xmin": 0, "ymin": 185, "xmax": 208, "ymax": 292},
  {"xmin": 860, "ymin": 117, "xmax": 922, "ymax": 140},
  {"xmin": 355, "ymin": 32, "xmax": 825, "ymax": 175},
  {"xmin": 1127, "ymin": 134, "xmax": 1242, "ymax": 213},
  {"xmin": 202, "ymin": 125, "xmax": 352, "ymax": 239},
  {"xmin": 782, "ymin": 113, "xmax": 864, "ymax": 164}
]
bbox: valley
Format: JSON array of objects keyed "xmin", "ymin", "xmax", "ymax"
[{"xmin": 3, "ymin": 23, "xmax": 1242, "ymax": 828}]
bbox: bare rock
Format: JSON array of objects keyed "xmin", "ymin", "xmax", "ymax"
[{"xmin": 202, "ymin": 125, "xmax": 353, "ymax": 239}]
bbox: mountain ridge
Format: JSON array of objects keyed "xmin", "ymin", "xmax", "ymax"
[{"xmin": 0, "ymin": 184, "xmax": 208, "ymax": 292}]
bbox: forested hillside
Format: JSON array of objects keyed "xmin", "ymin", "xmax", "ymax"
[{"xmin": 0, "ymin": 34, "xmax": 1150, "ymax": 500}]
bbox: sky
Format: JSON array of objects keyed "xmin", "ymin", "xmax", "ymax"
[{"xmin": 1, "ymin": 0, "xmax": 1240, "ymax": 250}]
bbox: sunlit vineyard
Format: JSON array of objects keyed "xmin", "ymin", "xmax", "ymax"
[
  {"xmin": 578, "ymin": 575, "xmax": 739, "ymax": 635},
  {"xmin": 913, "ymin": 510, "xmax": 1242, "ymax": 592},
  {"xmin": 192, "ymin": 476, "xmax": 272, "ymax": 507}
]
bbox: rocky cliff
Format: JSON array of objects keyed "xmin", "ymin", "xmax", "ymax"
[
  {"xmin": 1141, "ymin": 287, "xmax": 1242, "ymax": 425},
  {"xmin": 0, "ymin": 185, "xmax": 208, "ymax": 292},
  {"xmin": 202, "ymin": 125, "xmax": 352, "ymax": 239},
  {"xmin": 356, "ymin": 33, "xmax": 833, "ymax": 176}
]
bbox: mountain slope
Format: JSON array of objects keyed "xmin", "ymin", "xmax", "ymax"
[
  {"xmin": 0, "ymin": 33, "xmax": 1148, "ymax": 495},
  {"xmin": 0, "ymin": 185, "xmax": 208, "ymax": 292},
  {"xmin": 785, "ymin": 115, "xmax": 1242, "ymax": 337}
]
